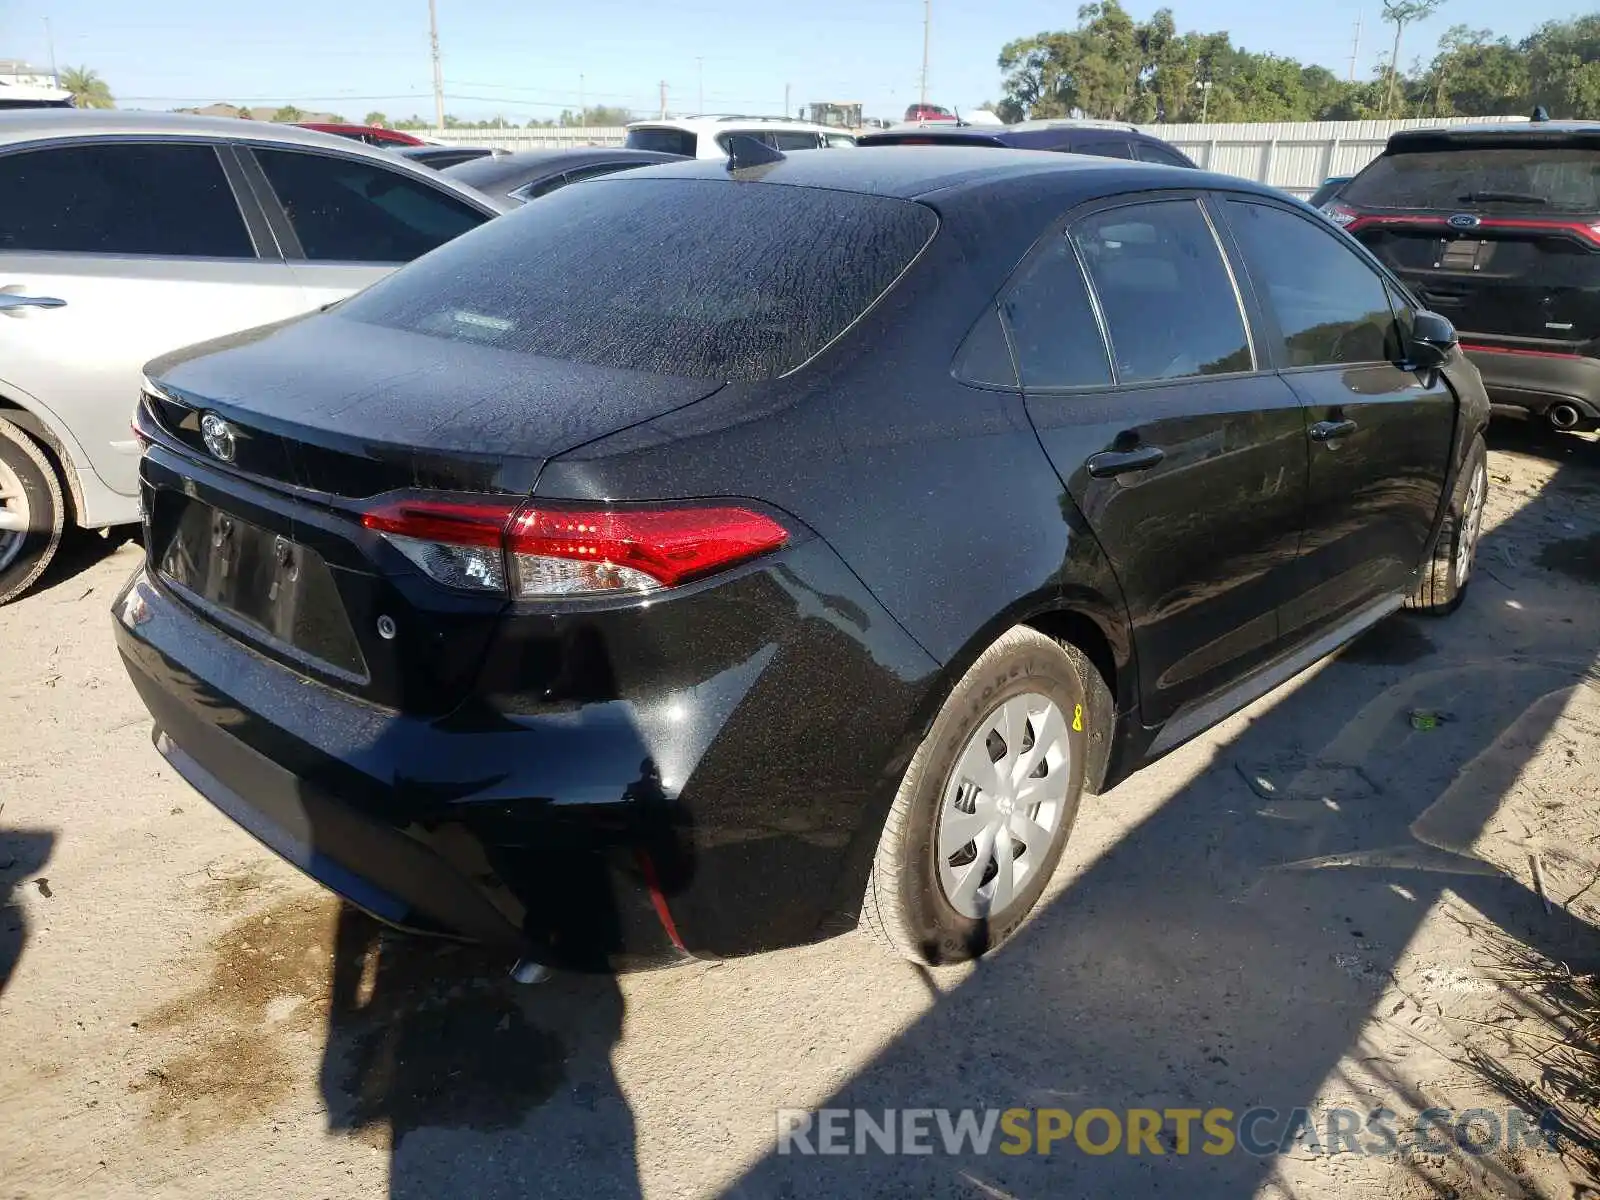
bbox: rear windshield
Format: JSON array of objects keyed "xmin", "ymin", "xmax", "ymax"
[
  {"xmin": 337, "ymin": 177, "xmax": 937, "ymax": 380},
  {"xmin": 1343, "ymin": 146, "xmax": 1600, "ymax": 213},
  {"xmin": 625, "ymin": 128, "xmax": 698, "ymax": 156}
]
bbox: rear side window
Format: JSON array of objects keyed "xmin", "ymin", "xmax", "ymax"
[
  {"xmin": 1134, "ymin": 141, "xmax": 1192, "ymax": 168},
  {"xmin": 1343, "ymin": 146, "xmax": 1600, "ymax": 213},
  {"xmin": 953, "ymin": 307, "xmax": 1018, "ymax": 388},
  {"xmin": 339, "ymin": 177, "xmax": 937, "ymax": 380},
  {"xmin": 626, "ymin": 128, "xmax": 698, "ymax": 156},
  {"xmin": 1077, "ymin": 138, "xmax": 1133, "ymax": 160},
  {"xmin": 1072, "ymin": 200, "xmax": 1252, "ymax": 382},
  {"xmin": 772, "ymin": 131, "xmax": 823, "ymax": 151},
  {"xmin": 1226, "ymin": 200, "xmax": 1399, "ymax": 367},
  {"xmin": 253, "ymin": 148, "xmax": 487, "ymax": 262},
  {"xmin": 0, "ymin": 142, "xmax": 253, "ymax": 257},
  {"xmin": 1000, "ymin": 237, "xmax": 1112, "ymax": 388}
]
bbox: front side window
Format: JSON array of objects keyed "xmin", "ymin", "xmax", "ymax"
[
  {"xmin": 1071, "ymin": 200, "xmax": 1252, "ymax": 382},
  {"xmin": 253, "ymin": 148, "xmax": 487, "ymax": 263},
  {"xmin": 1225, "ymin": 200, "xmax": 1399, "ymax": 368},
  {"xmin": 0, "ymin": 142, "xmax": 253, "ymax": 257}
]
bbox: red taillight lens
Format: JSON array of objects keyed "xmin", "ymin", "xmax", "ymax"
[
  {"xmin": 1325, "ymin": 203, "xmax": 1358, "ymax": 228},
  {"xmin": 360, "ymin": 496, "xmax": 788, "ymax": 598},
  {"xmin": 506, "ymin": 506, "xmax": 788, "ymax": 596},
  {"xmin": 362, "ymin": 497, "xmax": 519, "ymax": 594}
]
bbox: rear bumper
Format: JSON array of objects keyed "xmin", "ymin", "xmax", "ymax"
[
  {"xmin": 113, "ymin": 535, "xmax": 938, "ymax": 969},
  {"xmin": 1464, "ymin": 347, "xmax": 1600, "ymax": 421}
]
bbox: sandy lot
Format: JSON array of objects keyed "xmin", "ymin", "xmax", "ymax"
[{"xmin": 2, "ymin": 423, "xmax": 1598, "ymax": 1199}]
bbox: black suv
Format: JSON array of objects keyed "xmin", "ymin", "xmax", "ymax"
[
  {"xmin": 1330, "ymin": 117, "xmax": 1600, "ymax": 432},
  {"xmin": 858, "ymin": 119, "xmax": 1196, "ymax": 168}
]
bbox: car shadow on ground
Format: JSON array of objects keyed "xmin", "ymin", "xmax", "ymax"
[
  {"xmin": 713, "ymin": 425, "xmax": 1600, "ymax": 1197},
  {"xmin": 318, "ymin": 907, "xmax": 642, "ymax": 1200},
  {"xmin": 0, "ymin": 829, "xmax": 54, "ymax": 999},
  {"xmin": 23, "ymin": 525, "xmax": 140, "ymax": 601}
]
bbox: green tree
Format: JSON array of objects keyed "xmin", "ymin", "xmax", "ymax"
[
  {"xmin": 1381, "ymin": 0, "xmax": 1446, "ymax": 115},
  {"xmin": 364, "ymin": 111, "xmax": 389, "ymax": 127},
  {"xmin": 271, "ymin": 105, "xmax": 306, "ymax": 122},
  {"xmin": 59, "ymin": 66, "xmax": 114, "ymax": 109},
  {"xmin": 1423, "ymin": 26, "xmax": 1528, "ymax": 116},
  {"xmin": 1526, "ymin": 14, "xmax": 1600, "ymax": 118}
]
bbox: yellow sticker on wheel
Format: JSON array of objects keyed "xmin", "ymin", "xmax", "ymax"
[{"xmin": 1072, "ymin": 704, "xmax": 1083, "ymax": 732}]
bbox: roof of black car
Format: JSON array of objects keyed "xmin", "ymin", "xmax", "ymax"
[
  {"xmin": 606, "ymin": 145, "xmax": 1268, "ymax": 203},
  {"xmin": 1389, "ymin": 120, "xmax": 1600, "ymax": 148}
]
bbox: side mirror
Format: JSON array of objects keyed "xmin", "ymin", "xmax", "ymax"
[{"xmin": 1409, "ymin": 310, "xmax": 1457, "ymax": 369}]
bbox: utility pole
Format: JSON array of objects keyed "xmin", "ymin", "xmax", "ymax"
[
  {"xmin": 919, "ymin": 0, "xmax": 931, "ymax": 107},
  {"xmin": 427, "ymin": 0, "xmax": 445, "ymax": 130},
  {"xmin": 696, "ymin": 57, "xmax": 704, "ymax": 114},
  {"xmin": 659, "ymin": 79, "xmax": 668, "ymax": 119},
  {"xmin": 784, "ymin": 81, "xmax": 790, "ymax": 118},
  {"xmin": 43, "ymin": 18, "xmax": 57, "ymax": 86},
  {"xmin": 1348, "ymin": 11, "xmax": 1362, "ymax": 81},
  {"xmin": 579, "ymin": 73, "xmax": 585, "ymax": 122}
]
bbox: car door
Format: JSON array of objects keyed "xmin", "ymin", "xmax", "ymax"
[
  {"xmin": 238, "ymin": 146, "xmax": 494, "ymax": 307},
  {"xmin": 1017, "ymin": 195, "xmax": 1310, "ymax": 726},
  {"xmin": 0, "ymin": 139, "xmax": 305, "ymax": 515},
  {"xmin": 1217, "ymin": 196, "xmax": 1457, "ymax": 642}
]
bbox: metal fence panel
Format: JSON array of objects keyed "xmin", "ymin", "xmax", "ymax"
[{"xmin": 425, "ymin": 127, "xmax": 628, "ymax": 151}]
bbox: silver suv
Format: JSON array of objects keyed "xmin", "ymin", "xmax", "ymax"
[{"xmin": 0, "ymin": 110, "xmax": 507, "ymax": 602}]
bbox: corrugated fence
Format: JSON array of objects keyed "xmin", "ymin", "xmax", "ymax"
[
  {"xmin": 429, "ymin": 127, "xmax": 628, "ymax": 151},
  {"xmin": 430, "ymin": 114, "xmax": 1530, "ymax": 196}
]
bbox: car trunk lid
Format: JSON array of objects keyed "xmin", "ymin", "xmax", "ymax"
[{"xmin": 140, "ymin": 312, "xmax": 726, "ymax": 713}]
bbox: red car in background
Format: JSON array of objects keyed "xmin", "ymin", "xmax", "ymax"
[
  {"xmin": 296, "ymin": 123, "xmax": 426, "ymax": 147},
  {"xmin": 903, "ymin": 103, "xmax": 957, "ymax": 122}
]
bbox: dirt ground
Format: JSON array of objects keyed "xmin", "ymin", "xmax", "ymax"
[{"xmin": 2, "ymin": 422, "xmax": 1599, "ymax": 1200}]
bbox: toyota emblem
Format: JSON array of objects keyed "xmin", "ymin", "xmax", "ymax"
[
  {"xmin": 200, "ymin": 412, "xmax": 237, "ymax": 462},
  {"xmin": 1447, "ymin": 213, "xmax": 1481, "ymax": 229}
]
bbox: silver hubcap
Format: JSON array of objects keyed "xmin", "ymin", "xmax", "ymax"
[
  {"xmin": 0, "ymin": 457, "xmax": 30, "ymax": 574},
  {"xmin": 937, "ymin": 692, "xmax": 1073, "ymax": 921},
  {"xmin": 1456, "ymin": 458, "xmax": 1486, "ymax": 584}
]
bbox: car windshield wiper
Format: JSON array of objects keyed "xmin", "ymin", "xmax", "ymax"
[{"xmin": 1457, "ymin": 191, "xmax": 1549, "ymax": 205}]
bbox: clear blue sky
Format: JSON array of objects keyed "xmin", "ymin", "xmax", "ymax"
[{"xmin": 2, "ymin": 0, "xmax": 1586, "ymax": 122}]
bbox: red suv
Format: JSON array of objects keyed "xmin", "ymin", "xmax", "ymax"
[
  {"xmin": 903, "ymin": 103, "xmax": 957, "ymax": 123},
  {"xmin": 296, "ymin": 123, "xmax": 425, "ymax": 148}
]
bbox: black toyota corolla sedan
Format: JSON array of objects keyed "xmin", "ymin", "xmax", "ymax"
[{"xmin": 115, "ymin": 147, "xmax": 1490, "ymax": 972}]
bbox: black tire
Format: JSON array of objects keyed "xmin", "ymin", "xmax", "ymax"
[
  {"xmin": 861, "ymin": 626, "xmax": 1111, "ymax": 965},
  {"xmin": 1405, "ymin": 432, "xmax": 1487, "ymax": 617},
  {"xmin": 0, "ymin": 417, "xmax": 66, "ymax": 606}
]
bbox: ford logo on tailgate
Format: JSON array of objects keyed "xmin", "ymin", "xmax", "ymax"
[
  {"xmin": 200, "ymin": 413, "xmax": 237, "ymax": 462},
  {"xmin": 1448, "ymin": 213, "xmax": 1481, "ymax": 229}
]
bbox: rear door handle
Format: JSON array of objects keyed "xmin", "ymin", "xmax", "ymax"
[
  {"xmin": 1086, "ymin": 445, "xmax": 1165, "ymax": 478},
  {"xmin": 1309, "ymin": 418, "xmax": 1357, "ymax": 442},
  {"xmin": 0, "ymin": 293, "xmax": 67, "ymax": 311}
]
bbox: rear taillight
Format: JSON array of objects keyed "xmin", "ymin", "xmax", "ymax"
[
  {"xmin": 361, "ymin": 496, "xmax": 788, "ymax": 598},
  {"xmin": 1325, "ymin": 203, "xmax": 1358, "ymax": 227}
]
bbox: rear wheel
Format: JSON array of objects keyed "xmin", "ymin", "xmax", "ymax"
[
  {"xmin": 1405, "ymin": 432, "xmax": 1487, "ymax": 616},
  {"xmin": 862, "ymin": 626, "xmax": 1108, "ymax": 965},
  {"xmin": 0, "ymin": 417, "xmax": 65, "ymax": 606}
]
